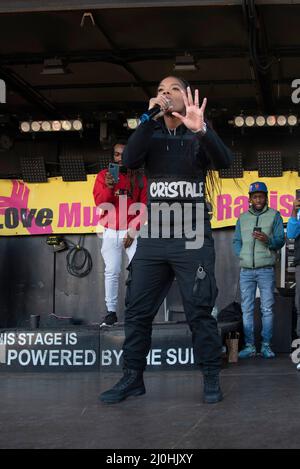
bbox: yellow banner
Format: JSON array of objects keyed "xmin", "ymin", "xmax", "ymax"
[
  {"xmin": 210, "ymin": 171, "xmax": 299, "ymax": 228},
  {"xmin": 0, "ymin": 172, "xmax": 298, "ymax": 236},
  {"xmin": 0, "ymin": 176, "xmax": 100, "ymax": 236}
]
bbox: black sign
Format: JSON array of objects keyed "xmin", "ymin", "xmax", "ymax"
[
  {"xmin": 0, "ymin": 328, "xmax": 99, "ymax": 371},
  {"xmin": 100, "ymin": 324, "xmax": 194, "ymax": 371}
]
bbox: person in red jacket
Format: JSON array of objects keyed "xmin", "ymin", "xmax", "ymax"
[{"xmin": 93, "ymin": 142, "xmax": 147, "ymax": 326}]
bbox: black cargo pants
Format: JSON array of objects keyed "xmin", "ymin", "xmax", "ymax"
[{"xmin": 123, "ymin": 236, "xmax": 222, "ymax": 373}]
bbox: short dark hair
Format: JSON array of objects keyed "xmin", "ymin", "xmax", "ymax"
[{"xmin": 111, "ymin": 140, "xmax": 127, "ymax": 160}]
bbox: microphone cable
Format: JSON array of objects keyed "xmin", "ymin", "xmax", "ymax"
[{"xmin": 65, "ymin": 236, "xmax": 93, "ymax": 278}]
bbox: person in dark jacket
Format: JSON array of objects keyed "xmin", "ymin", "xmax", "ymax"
[
  {"xmin": 99, "ymin": 76, "xmax": 233, "ymax": 404},
  {"xmin": 287, "ymin": 196, "xmax": 300, "ymax": 370}
]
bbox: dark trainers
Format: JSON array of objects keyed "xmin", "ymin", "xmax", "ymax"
[
  {"xmin": 100, "ymin": 369, "xmax": 145, "ymax": 404},
  {"xmin": 203, "ymin": 372, "xmax": 223, "ymax": 404},
  {"xmin": 100, "ymin": 312, "xmax": 118, "ymax": 327}
]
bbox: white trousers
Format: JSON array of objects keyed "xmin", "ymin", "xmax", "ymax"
[{"xmin": 100, "ymin": 228, "xmax": 137, "ymax": 312}]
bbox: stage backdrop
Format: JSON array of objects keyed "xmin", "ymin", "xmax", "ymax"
[{"xmin": 0, "ymin": 172, "xmax": 298, "ymax": 236}]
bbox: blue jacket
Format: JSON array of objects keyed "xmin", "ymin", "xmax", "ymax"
[
  {"xmin": 287, "ymin": 217, "xmax": 300, "ymax": 240},
  {"xmin": 287, "ymin": 215, "xmax": 300, "ymax": 266}
]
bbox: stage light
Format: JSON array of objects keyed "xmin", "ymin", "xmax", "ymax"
[
  {"xmin": 52, "ymin": 120, "xmax": 61, "ymax": 131},
  {"xmin": 59, "ymin": 154, "xmax": 87, "ymax": 181},
  {"xmin": 31, "ymin": 121, "xmax": 41, "ymax": 132},
  {"xmin": 277, "ymin": 115, "xmax": 287, "ymax": 126},
  {"xmin": 266, "ymin": 115, "xmax": 276, "ymax": 126},
  {"xmin": 41, "ymin": 121, "xmax": 51, "ymax": 131},
  {"xmin": 258, "ymin": 151, "xmax": 282, "ymax": 177},
  {"xmin": 245, "ymin": 116, "xmax": 255, "ymax": 127},
  {"xmin": 231, "ymin": 114, "xmax": 298, "ymax": 129},
  {"xmin": 20, "ymin": 119, "xmax": 83, "ymax": 133},
  {"xmin": 62, "ymin": 120, "xmax": 72, "ymax": 131},
  {"xmin": 72, "ymin": 120, "xmax": 83, "ymax": 131},
  {"xmin": 288, "ymin": 115, "xmax": 298, "ymax": 126},
  {"xmin": 41, "ymin": 58, "xmax": 68, "ymax": 76},
  {"xmin": 174, "ymin": 54, "xmax": 197, "ymax": 71},
  {"xmin": 20, "ymin": 156, "xmax": 47, "ymax": 182},
  {"xmin": 234, "ymin": 116, "xmax": 244, "ymax": 128},
  {"xmin": 127, "ymin": 118, "xmax": 140, "ymax": 130},
  {"xmin": 219, "ymin": 152, "xmax": 244, "ymax": 179},
  {"xmin": 20, "ymin": 122, "xmax": 30, "ymax": 132},
  {"xmin": 80, "ymin": 12, "xmax": 96, "ymax": 28},
  {"xmin": 256, "ymin": 116, "xmax": 266, "ymax": 127}
]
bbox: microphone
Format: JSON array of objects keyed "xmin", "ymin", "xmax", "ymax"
[{"xmin": 139, "ymin": 101, "xmax": 171, "ymax": 124}]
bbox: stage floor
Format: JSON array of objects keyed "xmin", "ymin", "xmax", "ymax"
[{"xmin": 0, "ymin": 355, "xmax": 300, "ymax": 449}]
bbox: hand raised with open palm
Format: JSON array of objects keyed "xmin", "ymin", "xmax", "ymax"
[{"xmin": 172, "ymin": 87, "xmax": 207, "ymax": 133}]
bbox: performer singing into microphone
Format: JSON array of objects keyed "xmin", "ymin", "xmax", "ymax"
[{"xmin": 100, "ymin": 76, "xmax": 233, "ymax": 404}]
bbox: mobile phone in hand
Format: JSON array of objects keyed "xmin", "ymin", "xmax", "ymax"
[
  {"xmin": 108, "ymin": 163, "xmax": 119, "ymax": 183},
  {"xmin": 253, "ymin": 226, "xmax": 262, "ymax": 232}
]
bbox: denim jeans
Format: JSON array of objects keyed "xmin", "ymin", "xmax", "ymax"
[{"xmin": 240, "ymin": 267, "xmax": 275, "ymax": 345}]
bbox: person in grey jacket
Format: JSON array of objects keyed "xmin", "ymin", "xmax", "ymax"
[{"xmin": 233, "ymin": 181, "xmax": 285, "ymax": 359}]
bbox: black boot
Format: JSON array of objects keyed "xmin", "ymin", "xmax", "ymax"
[
  {"xmin": 203, "ymin": 372, "xmax": 223, "ymax": 404},
  {"xmin": 100, "ymin": 369, "xmax": 145, "ymax": 404},
  {"xmin": 100, "ymin": 312, "xmax": 118, "ymax": 327}
]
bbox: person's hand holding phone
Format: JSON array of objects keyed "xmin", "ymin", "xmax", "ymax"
[
  {"xmin": 105, "ymin": 171, "xmax": 116, "ymax": 189},
  {"xmin": 252, "ymin": 227, "xmax": 269, "ymax": 243},
  {"xmin": 108, "ymin": 163, "xmax": 120, "ymax": 184}
]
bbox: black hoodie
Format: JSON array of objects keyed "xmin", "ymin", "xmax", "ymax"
[{"xmin": 122, "ymin": 118, "xmax": 233, "ymax": 236}]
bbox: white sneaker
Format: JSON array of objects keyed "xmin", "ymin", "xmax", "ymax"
[{"xmin": 297, "ymin": 363, "xmax": 300, "ymax": 371}]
